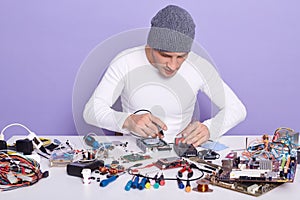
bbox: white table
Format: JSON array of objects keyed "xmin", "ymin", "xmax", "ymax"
[{"xmin": 2, "ymin": 135, "xmax": 299, "ymax": 200}]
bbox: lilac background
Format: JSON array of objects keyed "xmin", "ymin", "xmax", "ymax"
[{"xmin": 1, "ymin": 0, "xmax": 299, "ymax": 139}]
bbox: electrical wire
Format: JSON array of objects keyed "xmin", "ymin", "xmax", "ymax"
[{"xmin": 0, "ymin": 150, "xmax": 48, "ymax": 192}]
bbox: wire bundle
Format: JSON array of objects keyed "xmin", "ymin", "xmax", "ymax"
[
  {"xmin": 243, "ymin": 127, "xmax": 299, "ymax": 161},
  {"xmin": 0, "ymin": 151, "xmax": 48, "ymax": 192}
]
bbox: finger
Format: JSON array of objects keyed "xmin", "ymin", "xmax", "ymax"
[
  {"xmin": 146, "ymin": 122, "xmax": 159, "ymax": 134},
  {"xmin": 180, "ymin": 122, "xmax": 198, "ymax": 139},
  {"xmin": 141, "ymin": 126, "xmax": 158, "ymax": 138},
  {"xmin": 151, "ymin": 115, "xmax": 168, "ymax": 131},
  {"xmin": 183, "ymin": 123, "xmax": 207, "ymax": 144},
  {"xmin": 133, "ymin": 128, "xmax": 148, "ymax": 138}
]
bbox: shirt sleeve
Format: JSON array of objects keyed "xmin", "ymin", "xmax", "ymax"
[
  {"xmin": 188, "ymin": 53, "xmax": 247, "ymax": 141},
  {"xmin": 83, "ymin": 58, "xmax": 131, "ymax": 134}
]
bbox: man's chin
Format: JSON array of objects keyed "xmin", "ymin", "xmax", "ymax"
[{"xmin": 162, "ymin": 70, "xmax": 176, "ymax": 77}]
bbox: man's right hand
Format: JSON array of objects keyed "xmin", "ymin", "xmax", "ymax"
[{"xmin": 122, "ymin": 113, "xmax": 167, "ymax": 138}]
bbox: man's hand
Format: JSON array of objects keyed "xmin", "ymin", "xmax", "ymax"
[
  {"xmin": 123, "ymin": 113, "xmax": 167, "ymax": 138},
  {"xmin": 178, "ymin": 121, "xmax": 210, "ymax": 147}
]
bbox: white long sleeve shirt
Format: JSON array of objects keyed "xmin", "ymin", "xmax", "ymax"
[{"xmin": 83, "ymin": 46, "xmax": 246, "ymax": 142}]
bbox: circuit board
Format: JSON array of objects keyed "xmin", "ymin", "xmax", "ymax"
[
  {"xmin": 189, "ymin": 127, "xmax": 298, "ymax": 197},
  {"xmin": 121, "ymin": 153, "xmax": 152, "ymax": 162},
  {"xmin": 136, "ymin": 138, "xmax": 172, "ymax": 153},
  {"xmin": 206, "ymin": 174, "xmax": 283, "ymax": 197}
]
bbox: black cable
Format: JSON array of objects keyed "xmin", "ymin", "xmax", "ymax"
[
  {"xmin": 127, "ymin": 167, "xmax": 204, "ymax": 182},
  {"xmin": 133, "ymin": 109, "xmax": 151, "ymax": 114}
]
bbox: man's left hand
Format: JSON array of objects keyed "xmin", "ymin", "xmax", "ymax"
[{"xmin": 178, "ymin": 121, "xmax": 210, "ymax": 147}]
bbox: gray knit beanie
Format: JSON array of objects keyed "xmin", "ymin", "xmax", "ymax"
[{"xmin": 147, "ymin": 5, "xmax": 195, "ymax": 52}]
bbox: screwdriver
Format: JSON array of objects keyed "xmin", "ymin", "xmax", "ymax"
[
  {"xmin": 158, "ymin": 173, "xmax": 165, "ymax": 186},
  {"xmin": 138, "ymin": 177, "xmax": 148, "ymax": 190},
  {"xmin": 185, "ymin": 179, "xmax": 191, "ymax": 192},
  {"xmin": 177, "ymin": 177, "xmax": 184, "ymax": 189},
  {"xmin": 131, "ymin": 176, "xmax": 140, "ymax": 189},
  {"xmin": 145, "ymin": 177, "xmax": 151, "ymax": 189},
  {"xmin": 153, "ymin": 174, "xmax": 159, "ymax": 189},
  {"xmin": 124, "ymin": 175, "xmax": 135, "ymax": 191},
  {"xmin": 100, "ymin": 172, "xmax": 125, "ymax": 187}
]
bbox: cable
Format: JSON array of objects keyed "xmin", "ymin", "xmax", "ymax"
[
  {"xmin": 127, "ymin": 166, "xmax": 204, "ymax": 182},
  {"xmin": 1, "ymin": 123, "xmax": 33, "ymax": 140},
  {"xmin": 0, "ymin": 123, "xmax": 49, "ymax": 155},
  {"xmin": 0, "ymin": 150, "xmax": 48, "ymax": 192}
]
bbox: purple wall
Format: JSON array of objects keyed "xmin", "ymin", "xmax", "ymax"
[{"xmin": 1, "ymin": 1, "xmax": 299, "ymax": 139}]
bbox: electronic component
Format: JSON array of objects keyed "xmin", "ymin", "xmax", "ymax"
[
  {"xmin": 206, "ymin": 172, "xmax": 283, "ymax": 197},
  {"xmin": 0, "ymin": 140, "xmax": 7, "ymax": 150},
  {"xmin": 0, "ymin": 151, "xmax": 48, "ymax": 192},
  {"xmin": 49, "ymin": 151, "xmax": 74, "ymax": 167},
  {"xmin": 16, "ymin": 139, "xmax": 33, "ymax": 155},
  {"xmin": 198, "ymin": 149, "xmax": 220, "ymax": 160},
  {"xmin": 66, "ymin": 160, "xmax": 104, "ymax": 177},
  {"xmin": 136, "ymin": 138, "xmax": 171, "ymax": 153},
  {"xmin": 121, "ymin": 153, "xmax": 151, "ymax": 162},
  {"xmin": 81, "ymin": 168, "xmax": 91, "ymax": 184},
  {"xmin": 0, "ymin": 123, "xmax": 49, "ymax": 155},
  {"xmin": 173, "ymin": 142, "xmax": 198, "ymax": 157},
  {"xmin": 154, "ymin": 156, "xmax": 183, "ymax": 170},
  {"xmin": 193, "ymin": 180, "xmax": 213, "ymax": 193},
  {"xmin": 83, "ymin": 134, "xmax": 100, "ymax": 149},
  {"xmin": 49, "ymin": 140, "xmax": 75, "ymax": 167}
]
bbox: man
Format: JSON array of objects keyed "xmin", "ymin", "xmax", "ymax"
[{"xmin": 83, "ymin": 5, "xmax": 247, "ymax": 147}]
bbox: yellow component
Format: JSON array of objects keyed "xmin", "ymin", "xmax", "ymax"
[
  {"xmin": 39, "ymin": 137, "xmax": 52, "ymax": 146},
  {"xmin": 145, "ymin": 182, "xmax": 151, "ymax": 189}
]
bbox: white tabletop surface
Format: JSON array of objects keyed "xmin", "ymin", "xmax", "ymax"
[{"xmin": 2, "ymin": 135, "xmax": 299, "ymax": 200}]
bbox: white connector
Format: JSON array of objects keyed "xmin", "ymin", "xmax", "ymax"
[{"xmin": 0, "ymin": 132, "xmax": 4, "ymax": 140}]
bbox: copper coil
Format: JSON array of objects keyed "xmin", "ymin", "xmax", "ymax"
[{"xmin": 197, "ymin": 183, "xmax": 209, "ymax": 192}]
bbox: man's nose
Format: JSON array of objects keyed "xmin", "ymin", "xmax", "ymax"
[{"xmin": 167, "ymin": 57, "xmax": 179, "ymax": 70}]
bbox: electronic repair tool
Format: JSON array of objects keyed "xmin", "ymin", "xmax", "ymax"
[
  {"xmin": 173, "ymin": 137, "xmax": 198, "ymax": 157},
  {"xmin": 136, "ymin": 137, "xmax": 172, "ymax": 153},
  {"xmin": 138, "ymin": 177, "xmax": 148, "ymax": 190},
  {"xmin": 185, "ymin": 179, "xmax": 191, "ymax": 192},
  {"xmin": 131, "ymin": 176, "xmax": 139, "ymax": 189},
  {"xmin": 145, "ymin": 177, "xmax": 151, "ymax": 189},
  {"xmin": 153, "ymin": 173, "xmax": 160, "ymax": 189},
  {"xmin": 124, "ymin": 175, "xmax": 135, "ymax": 191},
  {"xmin": 158, "ymin": 173, "xmax": 165, "ymax": 186},
  {"xmin": 99, "ymin": 172, "xmax": 125, "ymax": 187},
  {"xmin": 177, "ymin": 177, "xmax": 184, "ymax": 189},
  {"xmin": 178, "ymin": 164, "xmax": 193, "ymax": 178}
]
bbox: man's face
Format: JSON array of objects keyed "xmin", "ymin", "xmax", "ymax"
[{"xmin": 150, "ymin": 48, "xmax": 188, "ymax": 78}]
